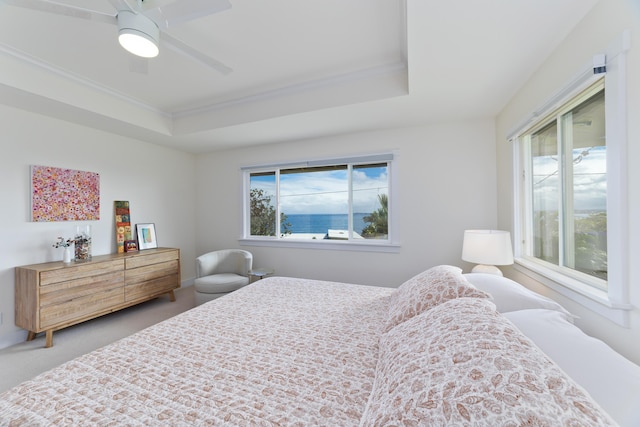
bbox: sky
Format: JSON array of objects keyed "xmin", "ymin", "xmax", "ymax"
[
  {"xmin": 532, "ymin": 146, "xmax": 606, "ymax": 211},
  {"xmin": 251, "ymin": 165, "xmax": 388, "ymax": 215}
]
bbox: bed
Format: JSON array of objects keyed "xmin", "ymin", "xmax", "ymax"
[{"xmin": 1, "ymin": 265, "xmax": 638, "ymax": 426}]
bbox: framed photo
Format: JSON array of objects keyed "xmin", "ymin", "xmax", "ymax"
[
  {"xmin": 136, "ymin": 223, "xmax": 158, "ymax": 250},
  {"xmin": 124, "ymin": 240, "xmax": 138, "ymax": 252}
]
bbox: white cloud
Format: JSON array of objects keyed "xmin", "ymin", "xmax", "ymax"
[
  {"xmin": 278, "ymin": 169, "xmax": 387, "ymax": 214},
  {"xmin": 533, "ymin": 147, "xmax": 606, "ymax": 212}
]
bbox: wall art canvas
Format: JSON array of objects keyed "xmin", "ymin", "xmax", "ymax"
[
  {"xmin": 114, "ymin": 200, "xmax": 132, "ymax": 253},
  {"xmin": 31, "ymin": 165, "xmax": 100, "ymax": 222}
]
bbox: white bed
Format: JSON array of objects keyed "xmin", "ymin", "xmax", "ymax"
[{"xmin": 1, "ymin": 266, "xmax": 638, "ymax": 426}]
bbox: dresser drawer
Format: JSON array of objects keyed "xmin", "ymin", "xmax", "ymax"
[
  {"xmin": 40, "ymin": 286, "xmax": 125, "ymax": 329},
  {"xmin": 125, "ymin": 259, "xmax": 179, "ymax": 301},
  {"xmin": 126, "ymin": 259, "xmax": 179, "ymax": 284},
  {"xmin": 125, "ymin": 250, "xmax": 179, "ymax": 269},
  {"xmin": 126, "ymin": 274, "xmax": 179, "ymax": 302},
  {"xmin": 40, "ymin": 260, "xmax": 124, "ymax": 286},
  {"xmin": 40, "ymin": 271, "xmax": 124, "ymax": 308}
]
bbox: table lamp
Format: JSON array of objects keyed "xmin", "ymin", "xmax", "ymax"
[{"xmin": 462, "ymin": 229, "xmax": 514, "ymax": 276}]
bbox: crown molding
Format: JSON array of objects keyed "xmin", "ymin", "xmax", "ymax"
[
  {"xmin": 0, "ymin": 42, "xmax": 169, "ymax": 118},
  {"xmin": 172, "ymin": 61, "xmax": 407, "ymax": 120}
]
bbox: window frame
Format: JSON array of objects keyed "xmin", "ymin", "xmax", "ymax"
[
  {"xmin": 520, "ymin": 80, "xmax": 606, "ymax": 289},
  {"xmin": 239, "ymin": 152, "xmax": 400, "ymax": 253},
  {"xmin": 510, "ymin": 33, "xmax": 631, "ymax": 326}
]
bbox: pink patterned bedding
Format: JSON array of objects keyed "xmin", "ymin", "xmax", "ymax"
[
  {"xmin": 0, "ymin": 269, "xmax": 618, "ymax": 426},
  {"xmin": 0, "ymin": 277, "xmax": 394, "ymax": 425}
]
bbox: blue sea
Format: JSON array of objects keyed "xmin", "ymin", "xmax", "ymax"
[{"xmin": 284, "ymin": 213, "xmax": 368, "ymax": 234}]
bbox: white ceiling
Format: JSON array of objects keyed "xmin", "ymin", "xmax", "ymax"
[{"xmin": 0, "ymin": 0, "xmax": 598, "ymax": 153}]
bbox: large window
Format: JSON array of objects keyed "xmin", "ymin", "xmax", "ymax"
[
  {"xmin": 243, "ymin": 154, "xmax": 394, "ymax": 249},
  {"xmin": 524, "ymin": 82, "xmax": 607, "ymax": 286}
]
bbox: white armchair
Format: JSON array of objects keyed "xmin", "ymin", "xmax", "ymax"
[{"xmin": 194, "ymin": 249, "xmax": 253, "ymax": 305}]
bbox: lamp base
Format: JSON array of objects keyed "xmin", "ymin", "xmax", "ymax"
[{"xmin": 471, "ymin": 264, "xmax": 503, "ymax": 276}]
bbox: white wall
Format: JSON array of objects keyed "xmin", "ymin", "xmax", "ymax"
[
  {"xmin": 0, "ymin": 104, "xmax": 197, "ymax": 348},
  {"xmin": 0, "ymin": 104, "xmax": 497, "ymax": 349},
  {"xmin": 195, "ymin": 120, "xmax": 497, "ymax": 287},
  {"xmin": 496, "ymin": 0, "xmax": 640, "ymax": 365}
]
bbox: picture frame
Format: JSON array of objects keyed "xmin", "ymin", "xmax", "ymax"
[
  {"xmin": 136, "ymin": 223, "xmax": 158, "ymax": 250},
  {"xmin": 124, "ymin": 239, "xmax": 138, "ymax": 252}
]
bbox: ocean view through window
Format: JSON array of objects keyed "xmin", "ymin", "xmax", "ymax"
[
  {"xmin": 285, "ymin": 213, "xmax": 368, "ymax": 234},
  {"xmin": 242, "ymin": 154, "xmax": 395, "ymax": 247}
]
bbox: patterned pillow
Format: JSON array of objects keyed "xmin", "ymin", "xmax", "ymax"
[
  {"xmin": 360, "ymin": 298, "xmax": 617, "ymax": 426},
  {"xmin": 383, "ymin": 265, "xmax": 489, "ymax": 333}
]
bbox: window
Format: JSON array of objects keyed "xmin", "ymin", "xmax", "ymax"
[
  {"xmin": 523, "ymin": 82, "xmax": 607, "ymax": 287},
  {"xmin": 511, "ymin": 36, "xmax": 631, "ymax": 326},
  {"xmin": 242, "ymin": 154, "xmax": 397, "ymax": 251}
]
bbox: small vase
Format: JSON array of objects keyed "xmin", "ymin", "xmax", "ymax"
[{"xmin": 63, "ymin": 247, "xmax": 72, "ymax": 264}]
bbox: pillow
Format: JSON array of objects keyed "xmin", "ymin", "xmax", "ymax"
[
  {"xmin": 360, "ymin": 298, "xmax": 617, "ymax": 426},
  {"xmin": 463, "ymin": 273, "xmax": 574, "ymax": 320},
  {"xmin": 504, "ymin": 309, "xmax": 640, "ymax": 427},
  {"xmin": 383, "ymin": 265, "xmax": 489, "ymax": 333}
]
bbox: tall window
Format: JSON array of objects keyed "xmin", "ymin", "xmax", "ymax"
[
  {"xmin": 244, "ymin": 155, "xmax": 391, "ymax": 244},
  {"xmin": 520, "ymin": 80, "xmax": 607, "ymax": 288},
  {"xmin": 512, "ymin": 40, "xmax": 630, "ymax": 325}
]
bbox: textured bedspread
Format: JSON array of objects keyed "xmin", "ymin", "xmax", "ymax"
[
  {"xmin": 1, "ymin": 267, "xmax": 619, "ymax": 426},
  {"xmin": 0, "ymin": 277, "xmax": 394, "ymax": 426}
]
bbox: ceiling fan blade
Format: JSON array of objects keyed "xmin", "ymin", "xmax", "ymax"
[
  {"xmin": 161, "ymin": 32, "xmax": 232, "ymax": 75},
  {"xmin": 107, "ymin": 0, "xmax": 133, "ymax": 13},
  {"xmin": 144, "ymin": 0, "xmax": 231, "ymax": 28},
  {"xmin": 3, "ymin": 0, "xmax": 116, "ymax": 24}
]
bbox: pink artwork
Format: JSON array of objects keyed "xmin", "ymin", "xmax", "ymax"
[{"xmin": 31, "ymin": 165, "xmax": 100, "ymax": 222}]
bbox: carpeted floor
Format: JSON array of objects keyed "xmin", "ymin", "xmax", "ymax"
[{"xmin": 0, "ymin": 285, "xmax": 195, "ymax": 393}]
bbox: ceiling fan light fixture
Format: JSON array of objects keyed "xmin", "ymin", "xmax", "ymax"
[{"xmin": 117, "ymin": 10, "xmax": 160, "ymax": 58}]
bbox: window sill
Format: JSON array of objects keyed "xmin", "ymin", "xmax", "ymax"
[
  {"xmin": 239, "ymin": 237, "xmax": 401, "ymax": 253},
  {"xmin": 514, "ymin": 258, "xmax": 631, "ymax": 327}
]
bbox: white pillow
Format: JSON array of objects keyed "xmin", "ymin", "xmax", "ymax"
[
  {"xmin": 463, "ymin": 273, "xmax": 574, "ymax": 320},
  {"xmin": 504, "ymin": 309, "xmax": 640, "ymax": 427}
]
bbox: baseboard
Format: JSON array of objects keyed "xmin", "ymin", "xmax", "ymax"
[{"xmin": 0, "ymin": 329, "xmax": 28, "ymax": 350}]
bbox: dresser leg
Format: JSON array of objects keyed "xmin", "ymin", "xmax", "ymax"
[
  {"xmin": 27, "ymin": 331, "xmax": 36, "ymax": 342},
  {"xmin": 45, "ymin": 330, "xmax": 53, "ymax": 348},
  {"xmin": 168, "ymin": 290, "xmax": 176, "ymax": 302}
]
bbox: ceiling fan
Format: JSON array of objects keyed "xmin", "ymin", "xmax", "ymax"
[{"xmin": 2, "ymin": 0, "xmax": 233, "ymax": 74}]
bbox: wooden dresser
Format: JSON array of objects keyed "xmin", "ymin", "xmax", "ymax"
[{"xmin": 15, "ymin": 247, "xmax": 180, "ymax": 348}]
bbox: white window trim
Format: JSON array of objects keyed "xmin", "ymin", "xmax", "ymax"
[
  {"xmin": 239, "ymin": 151, "xmax": 401, "ymax": 253},
  {"xmin": 238, "ymin": 237, "xmax": 401, "ymax": 253},
  {"xmin": 511, "ymin": 31, "xmax": 631, "ymax": 327}
]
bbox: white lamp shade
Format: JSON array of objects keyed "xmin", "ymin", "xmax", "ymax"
[
  {"xmin": 462, "ymin": 230, "xmax": 514, "ymax": 266},
  {"xmin": 117, "ymin": 10, "xmax": 159, "ymax": 58}
]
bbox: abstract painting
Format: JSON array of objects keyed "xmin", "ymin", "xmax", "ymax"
[{"xmin": 31, "ymin": 165, "xmax": 100, "ymax": 222}]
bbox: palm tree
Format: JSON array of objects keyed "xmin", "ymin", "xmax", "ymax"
[{"xmin": 361, "ymin": 194, "xmax": 388, "ymax": 238}]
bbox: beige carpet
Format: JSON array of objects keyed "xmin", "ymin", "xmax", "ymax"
[{"xmin": 0, "ymin": 285, "xmax": 195, "ymax": 393}]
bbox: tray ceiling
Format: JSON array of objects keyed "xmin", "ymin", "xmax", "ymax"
[{"xmin": 0, "ymin": 0, "xmax": 598, "ymax": 153}]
